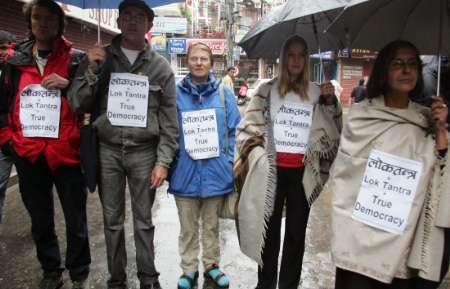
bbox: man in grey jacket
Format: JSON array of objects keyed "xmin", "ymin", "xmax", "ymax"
[{"xmin": 68, "ymin": 1, "xmax": 178, "ymax": 288}]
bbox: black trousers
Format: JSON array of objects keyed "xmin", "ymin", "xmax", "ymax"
[
  {"xmin": 15, "ymin": 155, "xmax": 91, "ymax": 281},
  {"xmin": 256, "ymin": 167, "xmax": 310, "ymax": 289},
  {"xmin": 335, "ymin": 228, "xmax": 450, "ymax": 289}
]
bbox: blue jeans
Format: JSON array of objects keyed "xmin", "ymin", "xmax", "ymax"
[
  {"xmin": 0, "ymin": 151, "xmax": 12, "ymax": 223},
  {"xmin": 98, "ymin": 143, "xmax": 159, "ymax": 288}
]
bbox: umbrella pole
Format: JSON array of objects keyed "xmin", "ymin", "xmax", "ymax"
[
  {"xmin": 311, "ymin": 15, "xmax": 324, "ymax": 83},
  {"xmin": 437, "ymin": 54, "xmax": 442, "ymax": 96},
  {"xmin": 436, "ymin": 0, "xmax": 443, "ymax": 96},
  {"xmin": 318, "ymin": 48, "xmax": 324, "ymax": 83},
  {"xmin": 97, "ymin": 0, "xmax": 101, "ymax": 42}
]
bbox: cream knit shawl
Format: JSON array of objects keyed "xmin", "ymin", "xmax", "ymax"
[
  {"xmin": 331, "ymin": 96, "xmax": 450, "ymax": 283},
  {"xmin": 234, "ymin": 79, "xmax": 342, "ymax": 265}
]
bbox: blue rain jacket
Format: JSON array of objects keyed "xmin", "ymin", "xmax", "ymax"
[{"xmin": 168, "ymin": 74, "xmax": 241, "ymax": 198}]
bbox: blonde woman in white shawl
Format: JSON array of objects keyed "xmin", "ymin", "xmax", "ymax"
[
  {"xmin": 331, "ymin": 40, "xmax": 450, "ymax": 289},
  {"xmin": 234, "ymin": 35, "xmax": 342, "ymax": 289}
]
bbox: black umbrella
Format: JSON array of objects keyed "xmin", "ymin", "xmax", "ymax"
[
  {"xmin": 326, "ymin": 0, "xmax": 450, "ymax": 94},
  {"xmin": 238, "ymin": 0, "xmax": 351, "ymax": 59}
]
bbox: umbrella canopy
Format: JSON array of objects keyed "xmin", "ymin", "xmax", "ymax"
[
  {"xmin": 326, "ymin": 0, "xmax": 450, "ymax": 55},
  {"xmin": 57, "ymin": 0, "xmax": 182, "ymax": 8},
  {"xmin": 238, "ymin": 0, "xmax": 351, "ymax": 59},
  {"xmin": 58, "ymin": 0, "xmax": 183, "ymax": 41}
]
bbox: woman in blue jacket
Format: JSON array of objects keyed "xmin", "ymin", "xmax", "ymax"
[{"xmin": 169, "ymin": 42, "xmax": 240, "ymax": 289}]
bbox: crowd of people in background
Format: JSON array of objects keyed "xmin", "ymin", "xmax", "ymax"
[{"xmin": 0, "ymin": 1, "xmax": 449, "ymax": 289}]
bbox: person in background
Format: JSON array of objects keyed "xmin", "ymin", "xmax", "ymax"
[
  {"xmin": 0, "ymin": 30, "xmax": 14, "ymax": 224},
  {"xmin": 68, "ymin": 0, "xmax": 178, "ymax": 288},
  {"xmin": 169, "ymin": 42, "xmax": 240, "ymax": 289},
  {"xmin": 350, "ymin": 78, "xmax": 366, "ymax": 103},
  {"xmin": 0, "ymin": 1, "xmax": 90, "ymax": 289},
  {"xmin": 331, "ymin": 40, "xmax": 449, "ymax": 289},
  {"xmin": 237, "ymin": 78, "xmax": 249, "ymax": 105},
  {"xmin": 222, "ymin": 66, "xmax": 236, "ymax": 95}
]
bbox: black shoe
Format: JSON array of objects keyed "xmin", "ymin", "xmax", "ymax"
[
  {"xmin": 39, "ymin": 272, "xmax": 63, "ymax": 289},
  {"xmin": 72, "ymin": 277, "xmax": 89, "ymax": 289},
  {"xmin": 141, "ymin": 281, "xmax": 162, "ymax": 289}
]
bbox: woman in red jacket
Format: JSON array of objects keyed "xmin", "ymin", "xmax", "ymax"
[{"xmin": 0, "ymin": 1, "xmax": 90, "ymax": 289}]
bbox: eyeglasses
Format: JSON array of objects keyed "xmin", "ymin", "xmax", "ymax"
[
  {"xmin": 121, "ymin": 13, "xmax": 147, "ymax": 23},
  {"xmin": 188, "ymin": 56, "xmax": 210, "ymax": 64},
  {"xmin": 390, "ymin": 59, "xmax": 420, "ymax": 70}
]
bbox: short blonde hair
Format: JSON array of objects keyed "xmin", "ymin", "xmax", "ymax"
[
  {"xmin": 187, "ymin": 42, "xmax": 214, "ymax": 66},
  {"xmin": 278, "ymin": 36, "xmax": 310, "ymax": 100}
]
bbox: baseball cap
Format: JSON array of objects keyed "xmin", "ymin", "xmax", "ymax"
[{"xmin": 119, "ymin": 0, "xmax": 154, "ymax": 22}]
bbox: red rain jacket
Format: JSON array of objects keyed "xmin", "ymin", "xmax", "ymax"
[{"xmin": 0, "ymin": 38, "xmax": 82, "ymax": 170}]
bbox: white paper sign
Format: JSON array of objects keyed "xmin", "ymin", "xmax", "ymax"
[
  {"xmin": 352, "ymin": 149, "xmax": 423, "ymax": 234},
  {"xmin": 182, "ymin": 109, "xmax": 220, "ymax": 160},
  {"xmin": 274, "ymin": 102, "xmax": 313, "ymax": 154},
  {"xmin": 19, "ymin": 84, "xmax": 61, "ymax": 138},
  {"xmin": 107, "ymin": 73, "xmax": 149, "ymax": 127}
]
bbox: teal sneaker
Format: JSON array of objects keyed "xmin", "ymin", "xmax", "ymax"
[
  {"xmin": 203, "ymin": 265, "xmax": 229, "ymax": 289},
  {"xmin": 177, "ymin": 271, "xmax": 198, "ymax": 289}
]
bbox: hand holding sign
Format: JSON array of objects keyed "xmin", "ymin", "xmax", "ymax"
[
  {"xmin": 87, "ymin": 42, "xmax": 106, "ymax": 73},
  {"xmin": 320, "ymin": 81, "xmax": 336, "ymax": 105},
  {"xmin": 41, "ymin": 73, "xmax": 69, "ymax": 90}
]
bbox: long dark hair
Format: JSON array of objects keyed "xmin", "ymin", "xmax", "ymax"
[
  {"xmin": 366, "ymin": 40, "xmax": 423, "ymax": 99},
  {"xmin": 24, "ymin": 0, "xmax": 66, "ymax": 39}
]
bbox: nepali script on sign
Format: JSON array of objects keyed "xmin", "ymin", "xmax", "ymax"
[
  {"xmin": 19, "ymin": 84, "xmax": 61, "ymax": 138},
  {"xmin": 182, "ymin": 109, "xmax": 220, "ymax": 160},
  {"xmin": 107, "ymin": 73, "xmax": 149, "ymax": 127},
  {"xmin": 352, "ymin": 149, "xmax": 423, "ymax": 234},
  {"xmin": 274, "ymin": 102, "xmax": 313, "ymax": 154}
]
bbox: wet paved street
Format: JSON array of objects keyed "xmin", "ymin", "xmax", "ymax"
[
  {"xmin": 0, "ymin": 183, "xmax": 258, "ymax": 289},
  {"xmin": 0, "ymin": 174, "xmax": 449, "ymax": 289},
  {"xmin": 0, "ymin": 103, "xmax": 448, "ymax": 288}
]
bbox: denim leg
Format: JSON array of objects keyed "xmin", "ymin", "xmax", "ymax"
[
  {"xmin": 0, "ymin": 151, "xmax": 12, "ymax": 222},
  {"xmin": 98, "ymin": 145, "xmax": 128, "ymax": 288},
  {"xmin": 124, "ymin": 148, "xmax": 159, "ymax": 285}
]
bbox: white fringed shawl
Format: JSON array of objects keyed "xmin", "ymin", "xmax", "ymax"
[
  {"xmin": 331, "ymin": 96, "xmax": 450, "ymax": 283},
  {"xmin": 234, "ymin": 79, "xmax": 342, "ymax": 265}
]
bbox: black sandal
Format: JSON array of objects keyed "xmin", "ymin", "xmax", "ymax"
[
  {"xmin": 203, "ymin": 265, "xmax": 229, "ymax": 289},
  {"xmin": 178, "ymin": 271, "xmax": 199, "ymax": 289}
]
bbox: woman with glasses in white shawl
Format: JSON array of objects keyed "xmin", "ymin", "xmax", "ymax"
[{"xmin": 331, "ymin": 40, "xmax": 450, "ymax": 289}]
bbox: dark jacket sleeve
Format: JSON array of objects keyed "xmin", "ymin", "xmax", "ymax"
[
  {"xmin": 0, "ymin": 63, "xmax": 16, "ymax": 147},
  {"xmin": 67, "ymin": 53, "xmax": 108, "ymax": 115},
  {"xmin": 224, "ymin": 85, "xmax": 241, "ymax": 162},
  {"xmin": 156, "ymin": 66, "xmax": 179, "ymax": 168}
]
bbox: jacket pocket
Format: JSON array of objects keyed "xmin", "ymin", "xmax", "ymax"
[
  {"xmin": 169, "ymin": 154, "xmax": 198, "ymax": 195},
  {"xmin": 93, "ymin": 113, "xmax": 116, "ymax": 143},
  {"xmin": 209, "ymin": 155, "xmax": 233, "ymax": 193}
]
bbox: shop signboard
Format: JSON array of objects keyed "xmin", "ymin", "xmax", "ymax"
[
  {"xmin": 168, "ymin": 39, "xmax": 187, "ymax": 54},
  {"xmin": 151, "ymin": 34, "xmax": 167, "ymax": 52},
  {"xmin": 153, "ymin": 17, "xmax": 188, "ymax": 35}
]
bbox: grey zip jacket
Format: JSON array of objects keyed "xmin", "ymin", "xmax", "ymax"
[{"xmin": 67, "ymin": 35, "xmax": 178, "ymax": 168}]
